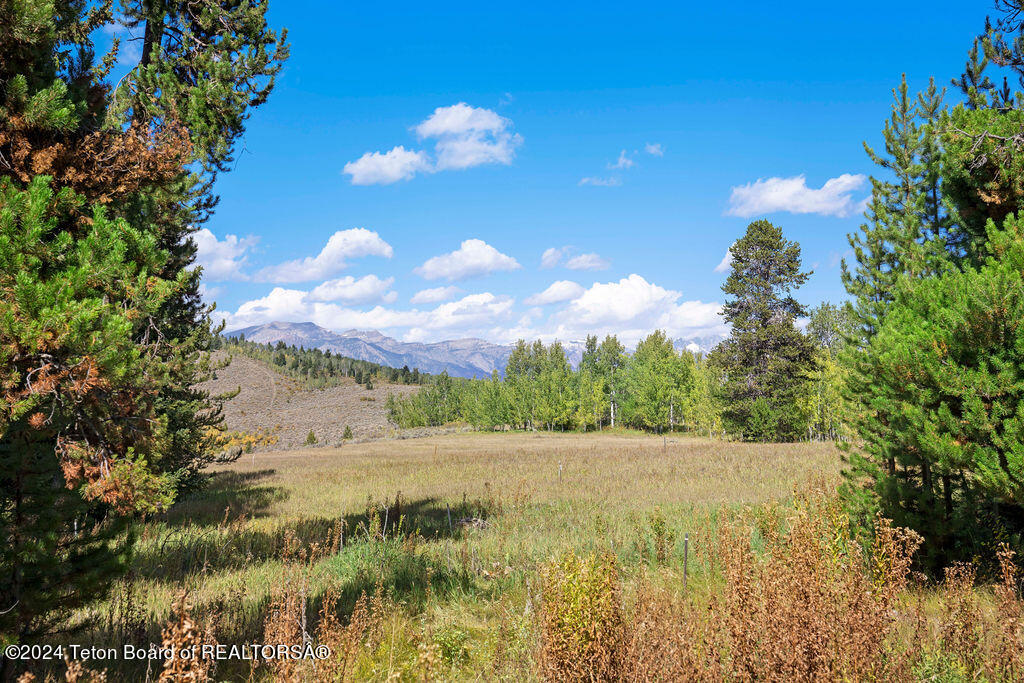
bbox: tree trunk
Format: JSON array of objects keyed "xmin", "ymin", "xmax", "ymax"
[{"xmin": 134, "ymin": 10, "xmax": 165, "ymax": 126}]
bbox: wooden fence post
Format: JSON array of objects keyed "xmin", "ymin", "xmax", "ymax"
[{"xmin": 683, "ymin": 533, "xmax": 689, "ymax": 591}]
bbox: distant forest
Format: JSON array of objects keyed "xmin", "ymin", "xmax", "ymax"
[
  {"xmin": 384, "ymin": 298, "xmax": 847, "ymax": 442},
  {"xmin": 215, "ymin": 336, "xmax": 430, "ymax": 389}
]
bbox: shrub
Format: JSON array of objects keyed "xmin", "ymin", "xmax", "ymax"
[
  {"xmin": 342, "ymin": 425, "xmax": 353, "ymax": 440},
  {"xmin": 159, "ymin": 592, "xmax": 216, "ymax": 682},
  {"xmin": 434, "ymin": 625, "xmax": 470, "ymax": 665},
  {"xmin": 844, "ymin": 215, "xmax": 1024, "ymax": 569},
  {"xmin": 648, "ymin": 507, "xmax": 676, "ymax": 564},
  {"xmin": 305, "ymin": 430, "xmax": 317, "ymax": 445},
  {"xmin": 620, "ymin": 487, "xmax": 926, "ymax": 681},
  {"xmin": 539, "ymin": 551, "xmax": 624, "ymax": 681}
]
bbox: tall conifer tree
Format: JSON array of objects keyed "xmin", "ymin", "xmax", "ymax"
[
  {"xmin": 0, "ymin": 0, "xmax": 287, "ymax": 647},
  {"xmin": 842, "ymin": 75, "xmax": 953, "ymax": 346},
  {"xmin": 713, "ymin": 220, "xmax": 814, "ymax": 441}
]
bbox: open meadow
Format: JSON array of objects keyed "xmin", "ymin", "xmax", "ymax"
[
  {"xmin": 58, "ymin": 432, "xmax": 841, "ymax": 680},
  {"xmin": 46, "ymin": 432, "xmax": 1023, "ymax": 682}
]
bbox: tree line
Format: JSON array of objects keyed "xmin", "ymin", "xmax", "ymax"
[
  {"xmin": 217, "ymin": 336, "xmax": 430, "ymax": 389},
  {"xmin": 385, "ymin": 298, "xmax": 849, "ymax": 442}
]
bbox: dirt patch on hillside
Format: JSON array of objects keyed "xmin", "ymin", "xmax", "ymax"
[{"xmin": 199, "ymin": 352, "xmax": 421, "ymax": 450}]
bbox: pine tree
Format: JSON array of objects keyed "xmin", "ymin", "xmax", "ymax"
[
  {"xmin": 841, "ymin": 75, "xmax": 952, "ymax": 346},
  {"xmin": 952, "ymin": 37, "xmax": 995, "ymax": 109},
  {"xmin": 0, "ymin": 0, "xmax": 287, "ymax": 645},
  {"xmin": 1, "ymin": 432, "xmax": 129, "ymax": 663},
  {"xmin": 713, "ymin": 220, "xmax": 814, "ymax": 441},
  {"xmin": 107, "ymin": 1, "xmax": 289, "ymax": 494},
  {"xmin": 0, "ymin": 177, "xmax": 175, "ymax": 647},
  {"xmin": 841, "ymin": 77, "xmax": 957, "ymax": 484},
  {"xmin": 0, "ymin": 0, "xmax": 288, "ymax": 498},
  {"xmin": 848, "ymin": 214, "xmax": 1024, "ymax": 569},
  {"xmin": 942, "ymin": 1, "xmax": 1024, "ymax": 256}
]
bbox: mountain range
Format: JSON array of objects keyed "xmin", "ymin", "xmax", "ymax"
[{"xmin": 225, "ymin": 321, "xmax": 724, "ymax": 379}]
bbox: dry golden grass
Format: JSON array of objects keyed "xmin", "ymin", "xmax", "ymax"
[
  {"xmin": 30, "ymin": 432, "xmax": 1020, "ymax": 681},
  {"xmin": 200, "ymin": 431, "xmax": 841, "ymax": 516}
]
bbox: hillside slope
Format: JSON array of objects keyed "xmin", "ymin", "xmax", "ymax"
[{"xmin": 200, "ymin": 352, "xmax": 418, "ymax": 449}]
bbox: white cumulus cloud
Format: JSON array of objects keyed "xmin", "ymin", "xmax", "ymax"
[
  {"xmin": 578, "ymin": 176, "xmax": 621, "ymax": 187},
  {"xmin": 197, "ymin": 283, "xmax": 222, "ymax": 303},
  {"xmin": 307, "ymin": 275, "xmax": 397, "ymax": 304},
  {"xmin": 414, "ymin": 239, "xmax": 521, "ymax": 281},
  {"xmin": 714, "ymin": 244, "xmax": 735, "ymax": 273},
  {"xmin": 219, "ymin": 288, "xmax": 516, "ymax": 343},
  {"xmin": 192, "ymin": 228, "xmax": 258, "ymax": 281},
  {"xmin": 525, "ymin": 280, "xmax": 585, "ymax": 305},
  {"xmin": 726, "ymin": 173, "xmax": 867, "ymax": 218},
  {"xmin": 415, "ymin": 103, "xmax": 522, "ymax": 171},
  {"xmin": 560, "ymin": 275, "xmax": 679, "ymax": 327},
  {"xmin": 410, "ymin": 285, "xmax": 462, "ymax": 304},
  {"xmin": 343, "ymin": 146, "xmax": 431, "ymax": 185},
  {"xmin": 565, "ymin": 253, "xmax": 610, "ymax": 271},
  {"xmin": 645, "ymin": 142, "xmax": 664, "ymax": 157},
  {"xmin": 415, "ymin": 293, "xmax": 515, "ymax": 333},
  {"xmin": 541, "ymin": 246, "xmax": 568, "ymax": 269},
  {"xmin": 540, "ymin": 247, "xmax": 609, "ymax": 271},
  {"xmin": 609, "ymin": 150, "xmax": 635, "ymax": 170},
  {"xmin": 343, "ymin": 103, "xmax": 521, "ymax": 185},
  {"xmin": 219, "ymin": 287, "xmax": 422, "ymax": 332},
  {"xmin": 545, "ymin": 274, "xmax": 726, "ymax": 345},
  {"xmin": 256, "ymin": 228, "xmax": 393, "ymax": 283}
]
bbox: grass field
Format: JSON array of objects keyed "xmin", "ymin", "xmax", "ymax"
[
  {"xmin": 56, "ymin": 432, "xmax": 835, "ymax": 680},
  {"xmin": 52, "ymin": 432, "xmax": 1023, "ymax": 681}
]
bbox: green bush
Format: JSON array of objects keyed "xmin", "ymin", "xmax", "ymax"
[{"xmin": 845, "ymin": 215, "xmax": 1024, "ymax": 570}]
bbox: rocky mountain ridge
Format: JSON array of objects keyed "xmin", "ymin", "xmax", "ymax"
[{"xmin": 225, "ymin": 321, "xmax": 724, "ymax": 378}]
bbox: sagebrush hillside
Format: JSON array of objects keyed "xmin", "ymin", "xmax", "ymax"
[{"xmin": 201, "ymin": 352, "xmax": 419, "ymax": 449}]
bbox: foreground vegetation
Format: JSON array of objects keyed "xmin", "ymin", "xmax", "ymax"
[{"xmin": 16, "ymin": 433, "xmax": 1021, "ymax": 681}]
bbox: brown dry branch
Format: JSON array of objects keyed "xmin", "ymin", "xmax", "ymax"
[
  {"xmin": 0, "ymin": 117, "xmax": 191, "ymax": 211},
  {"xmin": 159, "ymin": 592, "xmax": 215, "ymax": 682},
  {"xmin": 989, "ymin": 545, "xmax": 1024, "ymax": 679},
  {"xmin": 312, "ymin": 588, "xmax": 379, "ymax": 682}
]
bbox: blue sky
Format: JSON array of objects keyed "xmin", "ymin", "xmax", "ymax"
[{"xmin": 174, "ymin": 0, "xmax": 983, "ymax": 345}]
